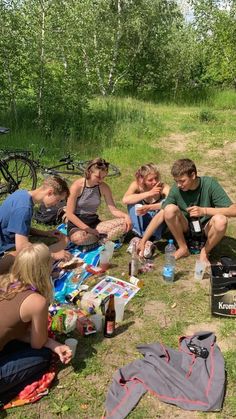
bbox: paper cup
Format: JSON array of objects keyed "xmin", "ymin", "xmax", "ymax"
[
  {"xmin": 194, "ymin": 258, "xmax": 206, "ymax": 280},
  {"xmin": 65, "ymin": 338, "xmax": 78, "ymax": 358},
  {"xmin": 90, "ymin": 314, "xmax": 103, "ymax": 332},
  {"xmin": 114, "ymin": 297, "xmax": 126, "ymax": 323},
  {"xmin": 135, "ymin": 204, "xmax": 143, "ymax": 216}
]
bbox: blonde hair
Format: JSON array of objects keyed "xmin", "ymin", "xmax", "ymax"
[
  {"xmin": 42, "ymin": 175, "xmax": 70, "ymax": 198},
  {"xmin": 85, "ymin": 158, "xmax": 109, "ymax": 179},
  {"xmin": 135, "ymin": 163, "xmax": 160, "ymax": 184},
  {"xmin": 0, "ymin": 243, "xmax": 53, "ymax": 302}
]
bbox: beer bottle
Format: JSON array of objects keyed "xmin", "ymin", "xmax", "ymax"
[
  {"xmin": 104, "ymin": 294, "xmax": 116, "ymax": 338},
  {"xmin": 189, "ymin": 203, "xmax": 202, "ymax": 238}
]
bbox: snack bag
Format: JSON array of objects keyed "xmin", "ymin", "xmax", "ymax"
[{"xmin": 51, "ymin": 308, "xmax": 77, "ymax": 333}]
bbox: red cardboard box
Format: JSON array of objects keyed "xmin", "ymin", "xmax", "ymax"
[{"xmin": 76, "ymin": 315, "xmax": 97, "ymax": 336}]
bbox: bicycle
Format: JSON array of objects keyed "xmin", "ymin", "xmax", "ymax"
[
  {"xmin": 0, "ymin": 127, "xmax": 37, "ymax": 200},
  {"xmin": 37, "ymin": 150, "xmax": 121, "ymax": 179},
  {"xmin": 0, "ymin": 128, "xmax": 121, "ymax": 200}
]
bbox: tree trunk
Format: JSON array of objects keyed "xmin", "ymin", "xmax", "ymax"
[
  {"xmin": 107, "ymin": 0, "xmax": 122, "ymax": 94},
  {"xmin": 94, "ymin": 32, "xmax": 106, "ymax": 96},
  {"xmin": 37, "ymin": 0, "xmax": 46, "ymax": 126}
]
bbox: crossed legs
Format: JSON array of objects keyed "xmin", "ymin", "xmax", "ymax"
[
  {"xmin": 69, "ymin": 218, "xmax": 127, "ymax": 246},
  {"xmin": 164, "ymin": 204, "xmax": 228, "ymax": 263}
]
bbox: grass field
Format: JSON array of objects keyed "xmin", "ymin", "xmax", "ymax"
[{"xmin": 1, "ymin": 95, "xmax": 236, "ymax": 419}]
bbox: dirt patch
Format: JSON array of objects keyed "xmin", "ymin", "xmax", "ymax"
[
  {"xmin": 134, "ymin": 316, "xmax": 145, "ymax": 329},
  {"xmin": 154, "ymin": 401, "xmax": 201, "ymax": 418},
  {"xmin": 207, "ymin": 149, "xmax": 222, "ymax": 158},
  {"xmin": 173, "ymin": 277, "xmax": 198, "ymax": 295},
  {"xmin": 152, "ymin": 131, "xmax": 198, "ymax": 154},
  {"xmin": 143, "ymin": 300, "xmax": 167, "ymax": 316},
  {"xmin": 207, "ymin": 141, "xmax": 236, "ymax": 161},
  {"xmin": 143, "ymin": 300, "xmax": 172, "ymax": 328},
  {"xmin": 224, "ymin": 140, "xmax": 236, "ymax": 152},
  {"xmin": 157, "ymin": 132, "xmax": 196, "ymax": 153}
]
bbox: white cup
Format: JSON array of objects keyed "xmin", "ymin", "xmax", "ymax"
[
  {"xmin": 194, "ymin": 258, "xmax": 206, "ymax": 280},
  {"xmin": 90, "ymin": 314, "xmax": 103, "ymax": 332},
  {"xmin": 135, "ymin": 204, "xmax": 143, "ymax": 216},
  {"xmin": 114, "ymin": 297, "xmax": 126, "ymax": 323},
  {"xmin": 65, "ymin": 338, "xmax": 78, "ymax": 358}
]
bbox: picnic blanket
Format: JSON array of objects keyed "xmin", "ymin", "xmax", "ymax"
[
  {"xmin": 53, "ymin": 243, "xmax": 101, "ymax": 303},
  {"xmin": 54, "ymin": 224, "xmax": 122, "ymax": 303}
]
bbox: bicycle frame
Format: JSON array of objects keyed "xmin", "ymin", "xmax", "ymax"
[
  {"xmin": 41, "ymin": 158, "xmax": 120, "ymax": 178},
  {"xmin": 0, "ymin": 158, "xmax": 19, "ymax": 193}
]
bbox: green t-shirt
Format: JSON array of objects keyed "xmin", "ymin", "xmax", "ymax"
[{"xmin": 163, "ymin": 176, "xmax": 232, "ymax": 223}]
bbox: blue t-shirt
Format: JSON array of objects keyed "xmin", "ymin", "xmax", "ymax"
[{"xmin": 0, "ymin": 190, "xmax": 34, "ymax": 251}]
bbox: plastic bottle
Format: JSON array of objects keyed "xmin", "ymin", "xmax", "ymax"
[
  {"xmin": 162, "ymin": 239, "xmax": 176, "ymax": 282},
  {"xmin": 128, "ymin": 241, "xmax": 139, "ymax": 277}
]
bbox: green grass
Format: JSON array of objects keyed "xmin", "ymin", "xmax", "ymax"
[{"xmin": 2, "ymin": 94, "xmax": 236, "ymax": 418}]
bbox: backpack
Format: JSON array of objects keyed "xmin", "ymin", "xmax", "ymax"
[{"xmin": 33, "ymin": 201, "xmax": 67, "ymax": 225}]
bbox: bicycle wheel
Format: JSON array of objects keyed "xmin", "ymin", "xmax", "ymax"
[
  {"xmin": 0, "ymin": 154, "xmax": 37, "ymax": 201},
  {"xmin": 75, "ymin": 160, "xmax": 121, "ymax": 177}
]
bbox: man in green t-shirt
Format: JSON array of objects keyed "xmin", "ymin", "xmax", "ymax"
[{"xmin": 163, "ymin": 158, "xmax": 236, "ymax": 263}]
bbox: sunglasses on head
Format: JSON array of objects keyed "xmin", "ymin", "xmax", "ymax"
[{"xmin": 87, "ymin": 160, "xmax": 109, "ymax": 171}]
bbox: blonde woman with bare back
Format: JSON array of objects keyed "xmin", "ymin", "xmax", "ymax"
[
  {"xmin": 0, "ymin": 243, "xmax": 72, "ymax": 406},
  {"xmin": 122, "ymin": 163, "xmax": 169, "ymax": 257}
]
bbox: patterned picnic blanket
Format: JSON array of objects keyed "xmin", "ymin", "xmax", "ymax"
[{"xmin": 54, "ymin": 223, "xmax": 122, "ymax": 303}]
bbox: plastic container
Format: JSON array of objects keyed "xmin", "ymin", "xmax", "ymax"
[
  {"xmin": 162, "ymin": 239, "xmax": 176, "ymax": 282},
  {"xmin": 194, "ymin": 258, "xmax": 206, "ymax": 280},
  {"xmin": 129, "ymin": 241, "xmax": 139, "ymax": 276},
  {"xmin": 99, "ymin": 241, "xmax": 115, "ymax": 270},
  {"xmin": 114, "ymin": 297, "xmax": 126, "ymax": 322}
]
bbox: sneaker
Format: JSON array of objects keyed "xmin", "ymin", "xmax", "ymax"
[
  {"xmin": 126, "ymin": 237, "xmax": 141, "ymax": 254},
  {"xmin": 143, "ymin": 241, "xmax": 156, "ymax": 259}
]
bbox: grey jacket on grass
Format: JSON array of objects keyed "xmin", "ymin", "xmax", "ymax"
[{"xmin": 105, "ymin": 332, "xmax": 225, "ymax": 419}]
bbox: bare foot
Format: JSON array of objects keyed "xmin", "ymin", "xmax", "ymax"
[
  {"xmin": 174, "ymin": 247, "xmax": 190, "ymax": 260},
  {"xmin": 200, "ymin": 247, "xmax": 210, "ymax": 266}
]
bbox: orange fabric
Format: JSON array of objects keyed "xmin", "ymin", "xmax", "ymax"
[
  {"xmin": 3, "ymin": 371, "xmax": 56, "ymax": 408},
  {"xmin": 2, "ymin": 357, "xmax": 57, "ymax": 410}
]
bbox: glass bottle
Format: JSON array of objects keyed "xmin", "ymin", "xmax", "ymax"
[{"xmin": 104, "ymin": 294, "xmax": 116, "ymax": 338}]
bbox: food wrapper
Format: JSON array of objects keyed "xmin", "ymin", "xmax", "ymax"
[{"xmin": 51, "ymin": 308, "xmax": 77, "ymax": 333}]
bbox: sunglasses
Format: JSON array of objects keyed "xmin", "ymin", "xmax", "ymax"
[{"xmin": 87, "ymin": 160, "xmax": 109, "ymax": 171}]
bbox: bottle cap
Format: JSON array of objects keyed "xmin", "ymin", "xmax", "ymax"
[{"xmin": 169, "ymin": 239, "xmax": 174, "ymax": 244}]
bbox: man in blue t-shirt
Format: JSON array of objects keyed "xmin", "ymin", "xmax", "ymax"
[
  {"xmin": 0, "ymin": 176, "xmax": 71, "ymax": 273},
  {"xmin": 163, "ymin": 159, "xmax": 236, "ymax": 264}
]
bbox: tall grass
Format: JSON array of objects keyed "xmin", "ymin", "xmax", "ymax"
[
  {"xmin": 211, "ymin": 89, "xmax": 236, "ymax": 110},
  {"xmin": 1, "ymin": 90, "xmax": 236, "ymax": 182}
]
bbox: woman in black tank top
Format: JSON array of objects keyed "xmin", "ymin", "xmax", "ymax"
[{"xmin": 66, "ymin": 158, "xmax": 131, "ymax": 246}]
